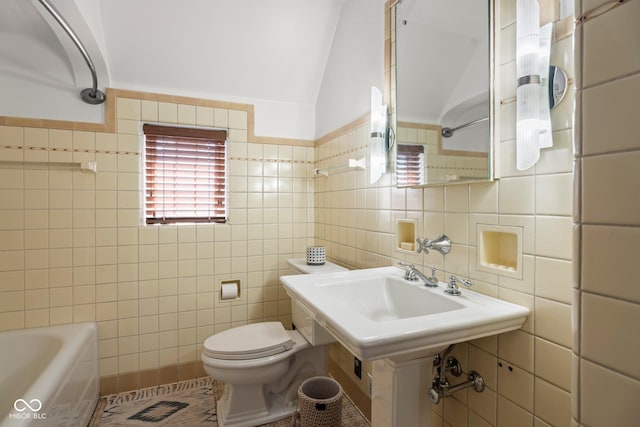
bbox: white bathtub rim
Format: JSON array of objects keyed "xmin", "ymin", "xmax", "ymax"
[{"xmin": 0, "ymin": 322, "xmax": 98, "ymax": 424}]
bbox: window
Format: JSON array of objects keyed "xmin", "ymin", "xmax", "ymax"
[
  {"xmin": 143, "ymin": 124, "xmax": 227, "ymax": 224},
  {"xmin": 396, "ymin": 143, "xmax": 425, "ymax": 187}
]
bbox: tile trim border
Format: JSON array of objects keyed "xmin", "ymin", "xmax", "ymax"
[
  {"xmin": 0, "ymin": 88, "xmax": 314, "ymax": 147},
  {"xmin": 99, "ymin": 360, "xmax": 207, "ymax": 396}
]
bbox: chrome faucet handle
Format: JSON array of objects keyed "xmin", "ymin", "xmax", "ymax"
[
  {"xmin": 445, "ymin": 276, "xmax": 461, "ymax": 295},
  {"xmin": 397, "ymin": 262, "xmax": 418, "ymax": 281},
  {"xmin": 445, "ymin": 275, "xmax": 473, "ymax": 295},
  {"xmin": 458, "ymin": 278, "xmax": 473, "ymax": 288},
  {"xmin": 416, "ymin": 238, "xmax": 429, "ymax": 254},
  {"xmin": 397, "ymin": 262, "xmax": 414, "ymax": 269},
  {"xmin": 428, "ymin": 266, "xmax": 439, "ymax": 283},
  {"xmin": 416, "ymin": 235, "xmax": 451, "ymax": 255},
  {"xmin": 444, "ymin": 275, "xmax": 472, "ymax": 295}
]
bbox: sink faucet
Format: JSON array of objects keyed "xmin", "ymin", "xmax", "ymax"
[
  {"xmin": 398, "ymin": 262, "xmax": 439, "ymax": 287},
  {"xmin": 445, "ymin": 275, "xmax": 473, "ymax": 296},
  {"xmin": 416, "ymin": 234, "xmax": 451, "ymax": 255}
]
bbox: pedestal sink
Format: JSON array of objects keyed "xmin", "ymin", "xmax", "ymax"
[{"xmin": 280, "ymin": 266, "xmax": 529, "ymax": 427}]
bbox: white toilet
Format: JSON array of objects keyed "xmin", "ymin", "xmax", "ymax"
[{"xmin": 201, "ymin": 258, "xmax": 347, "ymax": 427}]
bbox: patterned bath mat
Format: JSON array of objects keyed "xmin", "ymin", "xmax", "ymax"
[
  {"xmin": 122, "ymin": 400, "xmax": 190, "ymax": 426},
  {"xmin": 89, "ymin": 377, "xmax": 370, "ymax": 427},
  {"xmin": 89, "ymin": 378, "xmax": 220, "ymax": 427}
]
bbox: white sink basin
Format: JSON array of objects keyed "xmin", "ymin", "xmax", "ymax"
[
  {"xmin": 281, "ymin": 266, "xmax": 529, "ymax": 361},
  {"xmin": 318, "ymin": 275, "xmax": 464, "ymax": 321}
]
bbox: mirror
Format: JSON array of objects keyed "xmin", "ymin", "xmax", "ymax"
[{"xmin": 394, "ymin": 0, "xmax": 492, "ymax": 187}]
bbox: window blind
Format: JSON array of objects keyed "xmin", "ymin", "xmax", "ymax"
[
  {"xmin": 143, "ymin": 124, "xmax": 227, "ymax": 224},
  {"xmin": 396, "ymin": 144, "xmax": 425, "ymax": 187}
]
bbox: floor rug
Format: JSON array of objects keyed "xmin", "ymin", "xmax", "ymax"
[{"xmin": 89, "ymin": 377, "xmax": 370, "ymax": 427}]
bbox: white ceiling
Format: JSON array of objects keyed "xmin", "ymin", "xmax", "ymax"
[
  {"xmin": 98, "ymin": 0, "xmax": 345, "ymax": 105},
  {"xmin": 0, "ymin": 0, "xmax": 348, "ymax": 137},
  {"xmin": 0, "ymin": 0, "xmax": 76, "ymax": 90}
]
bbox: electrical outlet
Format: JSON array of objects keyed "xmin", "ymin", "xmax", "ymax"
[{"xmin": 354, "ymin": 357, "xmax": 362, "ymax": 379}]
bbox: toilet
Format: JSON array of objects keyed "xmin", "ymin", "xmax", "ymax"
[{"xmin": 201, "ymin": 258, "xmax": 347, "ymax": 427}]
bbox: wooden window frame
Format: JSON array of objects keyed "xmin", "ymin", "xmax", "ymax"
[{"xmin": 143, "ymin": 124, "xmax": 228, "ymax": 225}]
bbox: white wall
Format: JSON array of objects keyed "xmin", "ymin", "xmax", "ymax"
[
  {"xmin": 0, "ymin": 0, "xmax": 108, "ymax": 124},
  {"xmin": 1, "ymin": 0, "xmax": 341, "ymax": 141},
  {"xmin": 314, "ymin": 0, "xmax": 385, "ymax": 138},
  {"xmin": 0, "ymin": 75, "xmax": 106, "ymax": 124},
  {"xmin": 253, "ymin": 99, "xmax": 315, "ymax": 141}
]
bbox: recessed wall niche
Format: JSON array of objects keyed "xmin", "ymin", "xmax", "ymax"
[{"xmin": 477, "ymin": 224, "xmax": 523, "ymax": 279}]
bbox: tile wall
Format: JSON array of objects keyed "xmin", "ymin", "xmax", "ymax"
[
  {"xmin": 314, "ymin": 0, "xmax": 575, "ymax": 425},
  {"xmin": 0, "ymin": 90, "xmax": 315, "ymax": 394},
  {"xmin": 573, "ymin": 0, "xmax": 640, "ymax": 425},
  {"xmin": 1, "ymin": 0, "xmax": 636, "ymax": 423}
]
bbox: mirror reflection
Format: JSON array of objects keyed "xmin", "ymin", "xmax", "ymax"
[{"xmin": 394, "ymin": 0, "xmax": 491, "ymax": 186}]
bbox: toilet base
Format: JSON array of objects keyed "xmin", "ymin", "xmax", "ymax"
[
  {"xmin": 216, "ymin": 387, "xmax": 298, "ymax": 427},
  {"xmin": 213, "ymin": 344, "xmax": 329, "ymax": 427}
]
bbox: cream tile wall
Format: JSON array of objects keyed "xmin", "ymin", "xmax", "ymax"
[
  {"xmin": 0, "ymin": 92, "xmax": 314, "ymax": 386},
  {"xmin": 314, "ymin": 0, "xmax": 575, "ymax": 425},
  {"xmin": 574, "ymin": 0, "xmax": 640, "ymax": 426},
  {"xmin": 0, "ymin": 0, "xmax": 635, "ymax": 422}
]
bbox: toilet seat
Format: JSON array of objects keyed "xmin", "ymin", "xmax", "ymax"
[{"xmin": 203, "ymin": 322, "xmax": 294, "ymax": 360}]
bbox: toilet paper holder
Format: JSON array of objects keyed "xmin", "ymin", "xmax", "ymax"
[{"xmin": 220, "ymin": 279, "xmax": 241, "ymax": 301}]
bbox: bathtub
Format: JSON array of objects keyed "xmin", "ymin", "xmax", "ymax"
[{"xmin": 0, "ymin": 323, "xmax": 99, "ymax": 427}]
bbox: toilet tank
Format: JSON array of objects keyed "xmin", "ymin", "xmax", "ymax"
[
  {"xmin": 287, "ymin": 258, "xmax": 348, "ymax": 274},
  {"xmin": 286, "ymin": 258, "xmax": 347, "ymax": 345}
]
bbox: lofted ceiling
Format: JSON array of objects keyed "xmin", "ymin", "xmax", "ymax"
[
  {"xmin": 0, "ymin": 0, "xmax": 75, "ymax": 88},
  {"xmin": 0, "ymin": 0, "xmax": 348, "ymax": 136},
  {"xmin": 98, "ymin": 0, "xmax": 345, "ymax": 105}
]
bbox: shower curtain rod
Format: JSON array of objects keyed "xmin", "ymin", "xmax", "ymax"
[
  {"xmin": 36, "ymin": 0, "xmax": 106, "ymax": 105},
  {"xmin": 441, "ymin": 117, "xmax": 488, "ymax": 138}
]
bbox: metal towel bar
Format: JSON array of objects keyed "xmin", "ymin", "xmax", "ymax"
[{"xmin": 0, "ymin": 160, "xmax": 97, "ymax": 174}]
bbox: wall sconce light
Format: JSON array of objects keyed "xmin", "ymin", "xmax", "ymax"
[
  {"xmin": 369, "ymin": 86, "xmax": 388, "ymax": 184},
  {"xmin": 538, "ymin": 22, "xmax": 553, "ymax": 150},
  {"xmin": 516, "ymin": 0, "xmax": 553, "ymax": 171}
]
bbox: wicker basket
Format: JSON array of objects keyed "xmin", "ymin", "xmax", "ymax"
[{"xmin": 297, "ymin": 376, "xmax": 343, "ymax": 427}]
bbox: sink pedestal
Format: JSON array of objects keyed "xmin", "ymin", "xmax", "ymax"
[{"xmin": 371, "ymin": 356, "xmax": 435, "ymax": 427}]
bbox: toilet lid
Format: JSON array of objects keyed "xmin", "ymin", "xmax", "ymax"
[{"xmin": 203, "ymin": 322, "xmax": 294, "ymax": 360}]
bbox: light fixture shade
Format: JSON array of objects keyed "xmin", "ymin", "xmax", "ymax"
[
  {"xmin": 538, "ymin": 22, "xmax": 553, "ymax": 149},
  {"xmin": 516, "ymin": 0, "xmax": 541, "ymax": 171},
  {"xmin": 369, "ymin": 86, "xmax": 387, "ymax": 184}
]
